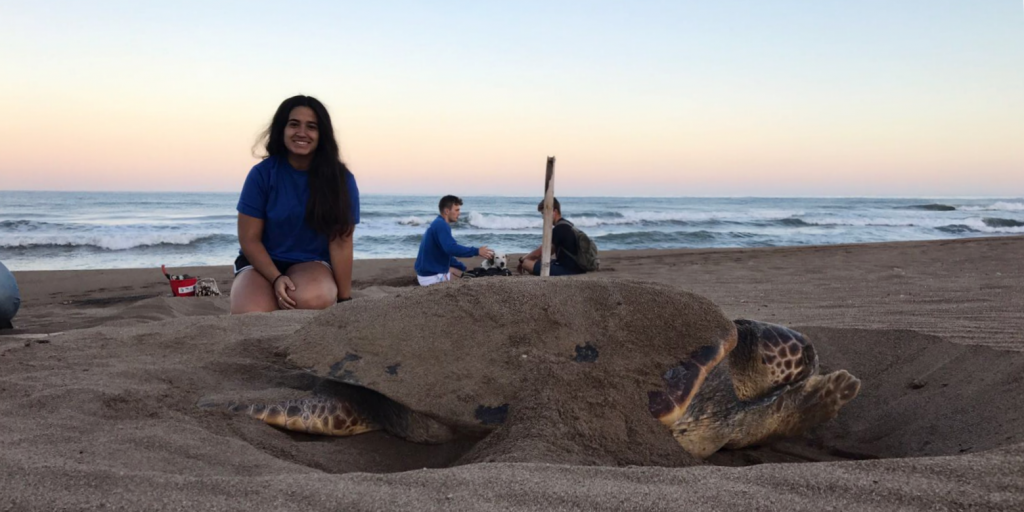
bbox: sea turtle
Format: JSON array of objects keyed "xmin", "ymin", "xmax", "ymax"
[{"xmin": 227, "ymin": 279, "xmax": 860, "ymax": 459}]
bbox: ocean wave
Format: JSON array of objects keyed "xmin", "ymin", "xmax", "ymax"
[
  {"xmin": 357, "ymin": 234, "xmax": 425, "ymax": 244},
  {"xmin": 570, "ymin": 211, "xmax": 626, "ymax": 219},
  {"xmin": 0, "ymin": 233, "xmax": 236, "ymax": 251},
  {"xmin": 983, "ymin": 217, "xmax": 1024, "ymax": 228},
  {"xmin": 896, "ymin": 204, "xmax": 957, "ymax": 211},
  {"xmin": 0, "ymin": 219, "xmax": 57, "ymax": 230},
  {"xmin": 936, "ymin": 224, "xmax": 979, "ymax": 234},
  {"xmin": 961, "ymin": 202, "xmax": 1024, "ymax": 212},
  {"xmin": 460, "ymin": 210, "xmax": 806, "ymax": 230},
  {"xmin": 784, "ymin": 215, "xmax": 1023, "ymax": 231},
  {"xmin": 397, "ymin": 216, "xmax": 434, "ymax": 227},
  {"xmin": 355, "ymin": 232, "xmax": 542, "ymax": 246},
  {"xmin": 594, "ymin": 230, "xmax": 719, "ymax": 244},
  {"xmin": 773, "ymin": 218, "xmax": 814, "ymax": 227},
  {"xmin": 457, "ymin": 233, "xmax": 546, "ymax": 246},
  {"xmin": 1, "ymin": 215, "xmax": 236, "ymax": 230},
  {"xmin": 162, "ymin": 214, "xmax": 237, "ymax": 222},
  {"xmin": 464, "ymin": 212, "xmax": 542, "ymax": 230},
  {"xmin": 990, "ymin": 202, "xmax": 1024, "ymax": 211}
]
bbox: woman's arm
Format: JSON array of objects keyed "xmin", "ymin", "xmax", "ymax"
[
  {"xmin": 238, "ymin": 213, "xmax": 280, "ymax": 283},
  {"xmin": 329, "ymin": 231, "xmax": 354, "ymax": 301},
  {"xmin": 238, "ymin": 213, "xmax": 295, "ymax": 307}
]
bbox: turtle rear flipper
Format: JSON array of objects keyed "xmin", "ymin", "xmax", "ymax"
[
  {"xmin": 238, "ymin": 379, "xmax": 458, "ymax": 444},
  {"xmin": 722, "ymin": 321, "xmax": 860, "ymax": 448},
  {"xmin": 661, "ymin": 321, "xmax": 860, "ymax": 458},
  {"xmin": 663, "ymin": 365, "xmax": 861, "ymax": 457}
]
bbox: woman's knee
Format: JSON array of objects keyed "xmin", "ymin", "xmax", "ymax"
[
  {"xmin": 229, "ymin": 270, "xmax": 276, "ymax": 314},
  {"xmin": 291, "ymin": 284, "xmax": 336, "ymax": 310},
  {"xmin": 287, "ymin": 263, "xmax": 337, "ymax": 310}
]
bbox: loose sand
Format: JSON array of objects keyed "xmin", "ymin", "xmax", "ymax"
[{"xmin": 2, "ymin": 236, "xmax": 1023, "ymax": 511}]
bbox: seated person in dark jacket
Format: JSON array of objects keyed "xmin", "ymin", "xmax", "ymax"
[
  {"xmin": 518, "ymin": 198, "xmax": 586, "ymax": 276},
  {"xmin": 414, "ymin": 195, "xmax": 494, "ymax": 286}
]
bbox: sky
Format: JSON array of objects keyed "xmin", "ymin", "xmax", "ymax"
[{"xmin": 0, "ymin": 1, "xmax": 1022, "ymax": 197}]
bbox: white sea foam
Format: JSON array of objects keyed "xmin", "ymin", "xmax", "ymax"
[
  {"xmin": 0, "ymin": 232, "xmax": 229, "ymax": 251},
  {"xmin": 464, "ymin": 212, "xmax": 542, "ymax": 230},
  {"xmin": 462, "ymin": 209, "xmax": 808, "ymax": 230},
  {"xmin": 961, "ymin": 201, "xmax": 1024, "ymax": 212},
  {"xmin": 797, "ymin": 215, "xmax": 1024, "ymax": 232},
  {"xmin": 397, "ymin": 216, "xmax": 433, "ymax": 226}
]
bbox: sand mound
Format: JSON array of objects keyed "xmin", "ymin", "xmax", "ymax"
[{"xmin": 281, "ymin": 278, "xmax": 735, "ymax": 467}]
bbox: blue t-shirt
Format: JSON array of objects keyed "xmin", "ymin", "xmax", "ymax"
[
  {"xmin": 236, "ymin": 156, "xmax": 360, "ymax": 263},
  {"xmin": 414, "ymin": 215, "xmax": 478, "ymax": 276}
]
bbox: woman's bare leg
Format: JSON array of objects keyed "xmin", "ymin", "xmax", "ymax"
[
  {"xmin": 229, "ymin": 269, "xmax": 277, "ymax": 314},
  {"xmin": 286, "ymin": 262, "xmax": 338, "ymax": 310}
]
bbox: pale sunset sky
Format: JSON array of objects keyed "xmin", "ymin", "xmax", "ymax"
[{"xmin": 0, "ymin": 1, "xmax": 1022, "ymax": 197}]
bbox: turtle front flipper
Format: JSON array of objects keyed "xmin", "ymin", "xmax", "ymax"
[
  {"xmin": 233, "ymin": 396, "xmax": 379, "ymax": 436},
  {"xmin": 647, "ymin": 327, "xmax": 738, "ymax": 456}
]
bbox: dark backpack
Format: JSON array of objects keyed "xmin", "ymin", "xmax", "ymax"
[{"xmin": 557, "ymin": 219, "xmax": 600, "ymax": 272}]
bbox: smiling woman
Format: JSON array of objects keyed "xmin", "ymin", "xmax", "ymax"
[{"xmin": 229, "ymin": 95, "xmax": 361, "ymax": 315}]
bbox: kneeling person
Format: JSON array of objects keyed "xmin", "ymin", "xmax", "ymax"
[
  {"xmin": 415, "ymin": 195, "xmax": 494, "ymax": 286},
  {"xmin": 518, "ymin": 198, "xmax": 598, "ymax": 276}
]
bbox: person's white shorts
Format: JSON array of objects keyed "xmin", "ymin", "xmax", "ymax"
[{"xmin": 417, "ymin": 272, "xmax": 452, "ymax": 286}]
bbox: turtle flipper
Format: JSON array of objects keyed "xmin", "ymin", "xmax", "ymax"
[
  {"xmin": 729, "ymin": 320, "xmax": 819, "ymax": 401},
  {"xmin": 723, "ymin": 369, "xmax": 861, "ymax": 450},
  {"xmin": 659, "ymin": 321, "xmax": 859, "ymax": 458},
  {"xmin": 234, "ymin": 396, "xmax": 379, "ymax": 436},
  {"xmin": 664, "ymin": 366, "xmax": 861, "ymax": 457},
  {"xmin": 648, "ymin": 328, "xmax": 737, "ymax": 430}
]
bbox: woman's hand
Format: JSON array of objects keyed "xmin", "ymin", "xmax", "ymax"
[
  {"xmin": 329, "ymin": 232, "xmax": 354, "ymax": 303},
  {"xmin": 273, "ymin": 275, "xmax": 297, "ymax": 309},
  {"xmin": 478, "ymin": 245, "xmax": 495, "ymax": 259}
]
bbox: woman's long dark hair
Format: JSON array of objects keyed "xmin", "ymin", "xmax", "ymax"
[{"xmin": 258, "ymin": 95, "xmax": 354, "ymax": 239}]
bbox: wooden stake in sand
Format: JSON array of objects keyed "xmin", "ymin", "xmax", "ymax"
[{"xmin": 540, "ymin": 156, "xmax": 556, "ymax": 277}]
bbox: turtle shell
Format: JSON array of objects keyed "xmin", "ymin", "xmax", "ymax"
[{"xmin": 282, "ymin": 278, "xmax": 736, "ymax": 430}]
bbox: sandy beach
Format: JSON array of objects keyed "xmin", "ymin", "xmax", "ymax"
[{"xmin": 3, "ymin": 236, "xmax": 1024, "ymax": 511}]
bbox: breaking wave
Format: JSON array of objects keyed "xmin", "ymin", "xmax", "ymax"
[
  {"xmin": 897, "ymin": 204, "xmax": 957, "ymax": 211},
  {"xmin": 983, "ymin": 217, "xmax": 1024, "ymax": 228},
  {"xmin": 961, "ymin": 202, "xmax": 1024, "ymax": 212},
  {"xmin": 0, "ymin": 233, "xmax": 236, "ymax": 251}
]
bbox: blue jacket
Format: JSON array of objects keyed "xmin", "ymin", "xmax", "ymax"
[{"xmin": 414, "ymin": 215, "xmax": 478, "ymax": 276}]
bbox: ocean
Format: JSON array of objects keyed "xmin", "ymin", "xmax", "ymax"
[{"xmin": 1, "ymin": 191, "xmax": 1022, "ymax": 271}]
